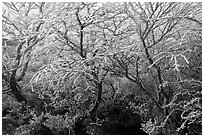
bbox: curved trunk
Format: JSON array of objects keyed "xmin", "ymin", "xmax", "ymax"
[
  {"xmin": 89, "ymin": 81, "xmax": 102, "ymax": 115},
  {"xmin": 9, "ymin": 70, "xmax": 27, "ymax": 103}
]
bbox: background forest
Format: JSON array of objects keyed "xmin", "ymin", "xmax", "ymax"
[{"xmin": 2, "ymin": 2, "xmax": 202, "ymax": 135}]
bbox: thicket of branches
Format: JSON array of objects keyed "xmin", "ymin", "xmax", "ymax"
[{"xmin": 2, "ymin": 2, "xmax": 202, "ymax": 135}]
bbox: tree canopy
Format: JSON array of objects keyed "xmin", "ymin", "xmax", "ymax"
[{"xmin": 2, "ymin": 2, "xmax": 202, "ymax": 135}]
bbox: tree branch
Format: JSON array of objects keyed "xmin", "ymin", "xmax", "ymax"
[{"xmin": 76, "ymin": 8, "xmax": 85, "ymax": 58}]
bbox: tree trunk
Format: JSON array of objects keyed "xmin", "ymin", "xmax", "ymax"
[
  {"xmin": 9, "ymin": 70, "xmax": 27, "ymax": 103},
  {"xmin": 89, "ymin": 81, "xmax": 103, "ymax": 115}
]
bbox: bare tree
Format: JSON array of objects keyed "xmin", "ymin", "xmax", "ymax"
[{"xmin": 2, "ymin": 2, "xmax": 46, "ymax": 102}]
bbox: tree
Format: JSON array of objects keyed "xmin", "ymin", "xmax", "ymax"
[
  {"xmin": 123, "ymin": 2, "xmax": 202, "ymax": 134},
  {"xmin": 2, "ymin": 2, "xmax": 46, "ymax": 103}
]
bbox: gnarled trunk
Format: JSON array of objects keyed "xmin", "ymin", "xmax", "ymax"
[{"xmin": 9, "ymin": 70, "xmax": 27, "ymax": 103}]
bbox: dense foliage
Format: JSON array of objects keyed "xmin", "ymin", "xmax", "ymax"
[{"xmin": 2, "ymin": 2, "xmax": 202, "ymax": 135}]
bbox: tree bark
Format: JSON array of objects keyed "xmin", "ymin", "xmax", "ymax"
[
  {"xmin": 89, "ymin": 81, "xmax": 103, "ymax": 115},
  {"xmin": 9, "ymin": 70, "xmax": 27, "ymax": 103}
]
